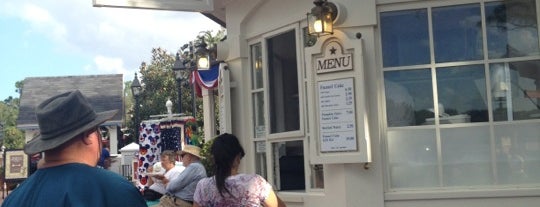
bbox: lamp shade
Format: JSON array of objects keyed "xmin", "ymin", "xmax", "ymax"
[
  {"xmin": 307, "ymin": 0, "xmax": 336, "ymax": 37},
  {"xmin": 197, "ymin": 54, "xmax": 210, "ymax": 70},
  {"xmin": 131, "ymin": 73, "xmax": 142, "ymax": 97},
  {"xmin": 195, "ymin": 39, "xmax": 211, "ymax": 70}
]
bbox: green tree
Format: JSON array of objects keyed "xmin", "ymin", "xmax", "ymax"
[
  {"xmin": 179, "ymin": 29, "xmax": 226, "ymax": 133},
  {"xmin": 126, "ymin": 48, "xmax": 180, "ymax": 140},
  {"xmin": 0, "ymin": 96, "xmax": 24, "ymax": 149},
  {"xmin": 197, "ymin": 29, "xmax": 226, "ymax": 50},
  {"xmin": 15, "ymin": 80, "xmax": 24, "ymax": 96},
  {"xmin": 126, "ymin": 29, "xmax": 226, "ymax": 141}
]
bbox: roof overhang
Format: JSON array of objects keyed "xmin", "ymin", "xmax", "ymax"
[
  {"xmin": 17, "ymin": 121, "xmax": 123, "ymax": 131},
  {"xmin": 92, "ymin": 0, "xmax": 226, "ymax": 27}
]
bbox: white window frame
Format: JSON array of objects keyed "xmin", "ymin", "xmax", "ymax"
[
  {"xmin": 247, "ymin": 23, "xmax": 319, "ymax": 192},
  {"xmin": 378, "ymin": 0, "xmax": 540, "ymax": 200}
]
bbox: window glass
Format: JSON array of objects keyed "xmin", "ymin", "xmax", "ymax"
[
  {"xmin": 490, "ymin": 61, "xmax": 540, "ymax": 121},
  {"xmin": 441, "ymin": 126, "xmax": 491, "ymax": 186},
  {"xmin": 436, "ymin": 65, "xmax": 488, "ymax": 124},
  {"xmin": 272, "ymin": 140, "xmax": 305, "ymax": 191},
  {"xmin": 380, "ymin": 9, "xmax": 430, "ymax": 67},
  {"xmin": 433, "ymin": 4, "xmax": 483, "ymax": 63},
  {"xmin": 485, "ymin": 0, "xmax": 539, "ymax": 59},
  {"xmin": 388, "ymin": 129, "xmax": 438, "ymax": 188},
  {"xmin": 380, "ymin": 0, "xmax": 540, "ymax": 191},
  {"xmin": 494, "ymin": 123, "xmax": 540, "ymax": 185},
  {"xmin": 251, "ymin": 43, "xmax": 264, "ymax": 89},
  {"xmin": 267, "ymin": 30, "xmax": 300, "ymax": 133},
  {"xmin": 255, "ymin": 141, "xmax": 267, "ymax": 179},
  {"xmin": 252, "ymin": 92, "xmax": 266, "ymax": 138},
  {"xmin": 384, "ymin": 69, "xmax": 434, "ymax": 127}
]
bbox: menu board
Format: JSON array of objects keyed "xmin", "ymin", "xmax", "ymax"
[
  {"xmin": 4, "ymin": 150, "xmax": 29, "ymax": 180},
  {"xmin": 318, "ymin": 78, "xmax": 357, "ymax": 152}
]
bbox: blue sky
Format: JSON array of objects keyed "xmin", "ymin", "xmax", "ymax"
[{"xmin": 0, "ymin": 0, "xmax": 221, "ymax": 99}]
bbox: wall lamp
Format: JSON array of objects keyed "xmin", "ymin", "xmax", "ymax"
[
  {"xmin": 195, "ymin": 39, "xmax": 211, "ymax": 70},
  {"xmin": 306, "ymin": 0, "xmax": 338, "ymax": 37}
]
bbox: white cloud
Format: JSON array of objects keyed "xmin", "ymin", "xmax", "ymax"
[
  {"xmin": 0, "ymin": 0, "xmax": 222, "ymax": 76},
  {"xmin": 92, "ymin": 55, "xmax": 129, "ymax": 75},
  {"xmin": 2, "ymin": 2, "xmax": 67, "ymax": 41}
]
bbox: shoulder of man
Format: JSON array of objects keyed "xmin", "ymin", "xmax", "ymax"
[{"xmin": 191, "ymin": 162, "xmax": 206, "ymax": 170}]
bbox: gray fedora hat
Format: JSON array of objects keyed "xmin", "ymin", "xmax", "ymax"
[{"xmin": 24, "ymin": 90, "xmax": 118, "ymax": 155}]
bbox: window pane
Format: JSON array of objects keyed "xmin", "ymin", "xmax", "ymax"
[
  {"xmin": 255, "ymin": 141, "xmax": 267, "ymax": 179},
  {"xmin": 267, "ymin": 30, "xmax": 300, "ymax": 133},
  {"xmin": 433, "ymin": 4, "xmax": 483, "ymax": 63},
  {"xmin": 380, "ymin": 9, "xmax": 430, "ymax": 67},
  {"xmin": 436, "ymin": 65, "xmax": 488, "ymax": 124},
  {"xmin": 388, "ymin": 129, "xmax": 438, "ymax": 188},
  {"xmin": 251, "ymin": 43, "xmax": 263, "ymax": 89},
  {"xmin": 490, "ymin": 61, "xmax": 540, "ymax": 121},
  {"xmin": 494, "ymin": 123, "xmax": 540, "ymax": 185},
  {"xmin": 441, "ymin": 126, "xmax": 491, "ymax": 187},
  {"xmin": 252, "ymin": 92, "xmax": 266, "ymax": 138},
  {"xmin": 486, "ymin": 0, "xmax": 539, "ymax": 59},
  {"xmin": 272, "ymin": 140, "xmax": 305, "ymax": 191},
  {"xmin": 384, "ymin": 69, "xmax": 434, "ymax": 126}
]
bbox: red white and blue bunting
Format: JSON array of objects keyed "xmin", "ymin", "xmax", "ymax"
[{"xmin": 190, "ymin": 62, "xmax": 220, "ymax": 97}]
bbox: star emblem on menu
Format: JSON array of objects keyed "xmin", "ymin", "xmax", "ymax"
[{"xmin": 330, "ymin": 47, "xmax": 336, "ymax": 55}]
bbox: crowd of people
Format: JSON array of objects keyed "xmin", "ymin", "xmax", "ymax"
[{"xmin": 1, "ymin": 90, "xmax": 286, "ymax": 207}]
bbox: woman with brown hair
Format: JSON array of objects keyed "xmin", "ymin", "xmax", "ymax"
[{"xmin": 193, "ymin": 133, "xmax": 286, "ymax": 207}]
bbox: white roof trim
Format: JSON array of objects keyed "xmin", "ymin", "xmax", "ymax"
[{"xmin": 92, "ymin": 0, "xmax": 214, "ymax": 12}]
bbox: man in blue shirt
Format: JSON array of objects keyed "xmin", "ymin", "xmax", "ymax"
[
  {"xmin": 154, "ymin": 145, "xmax": 207, "ymax": 207},
  {"xmin": 2, "ymin": 90, "xmax": 146, "ymax": 207},
  {"xmin": 97, "ymin": 147, "xmax": 111, "ymax": 169}
]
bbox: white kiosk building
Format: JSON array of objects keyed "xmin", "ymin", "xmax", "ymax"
[{"xmin": 94, "ymin": 0, "xmax": 540, "ymax": 206}]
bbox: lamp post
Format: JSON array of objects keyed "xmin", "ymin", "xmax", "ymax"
[
  {"xmin": 176, "ymin": 44, "xmax": 204, "ymax": 118},
  {"xmin": 172, "ymin": 53, "xmax": 187, "ymax": 115},
  {"xmin": 131, "ymin": 73, "xmax": 142, "ymax": 144}
]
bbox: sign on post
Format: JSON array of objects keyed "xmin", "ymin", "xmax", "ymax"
[{"xmin": 318, "ymin": 78, "xmax": 357, "ymax": 152}]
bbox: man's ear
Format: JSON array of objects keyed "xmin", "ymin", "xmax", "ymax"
[{"xmin": 80, "ymin": 129, "xmax": 95, "ymax": 145}]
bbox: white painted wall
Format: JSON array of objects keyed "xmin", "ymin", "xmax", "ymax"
[
  {"xmin": 223, "ymin": 0, "xmax": 384, "ymax": 206},
  {"xmin": 218, "ymin": 0, "xmax": 540, "ymax": 206}
]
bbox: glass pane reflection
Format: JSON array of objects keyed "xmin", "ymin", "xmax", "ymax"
[
  {"xmin": 384, "ymin": 69, "xmax": 434, "ymax": 127},
  {"xmin": 272, "ymin": 140, "xmax": 305, "ymax": 191},
  {"xmin": 441, "ymin": 126, "xmax": 491, "ymax": 187},
  {"xmin": 436, "ymin": 65, "xmax": 488, "ymax": 124},
  {"xmin": 388, "ymin": 129, "xmax": 438, "ymax": 188},
  {"xmin": 494, "ymin": 123, "xmax": 540, "ymax": 185},
  {"xmin": 486, "ymin": 0, "xmax": 540, "ymax": 59},
  {"xmin": 490, "ymin": 61, "xmax": 540, "ymax": 121},
  {"xmin": 380, "ymin": 9, "xmax": 430, "ymax": 67},
  {"xmin": 433, "ymin": 4, "xmax": 483, "ymax": 63}
]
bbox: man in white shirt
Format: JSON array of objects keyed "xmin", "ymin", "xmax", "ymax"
[{"xmin": 143, "ymin": 150, "xmax": 184, "ymax": 201}]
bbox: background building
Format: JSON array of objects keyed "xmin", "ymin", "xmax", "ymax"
[{"xmin": 94, "ymin": 0, "xmax": 540, "ymax": 206}]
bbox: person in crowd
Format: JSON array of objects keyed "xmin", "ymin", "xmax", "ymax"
[
  {"xmin": 154, "ymin": 145, "xmax": 207, "ymax": 207},
  {"xmin": 97, "ymin": 146, "xmax": 111, "ymax": 169},
  {"xmin": 144, "ymin": 150, "xmax": 184, "ymax": 201},
  {"xmin": 1, "ymin": 90, "xmax": 146, "ymax": 207},
  {"xmin": 193, "ymin": 133, "xmax": 286, "ymax": 207}
]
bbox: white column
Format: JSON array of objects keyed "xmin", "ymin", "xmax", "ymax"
[
  {"xmin": 202, "ymin": 88, "xmax": 216, "ymax": 141},
  {"xmin": 109, "ymin": 126, "xmax": 118, "ymax": 154}
]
